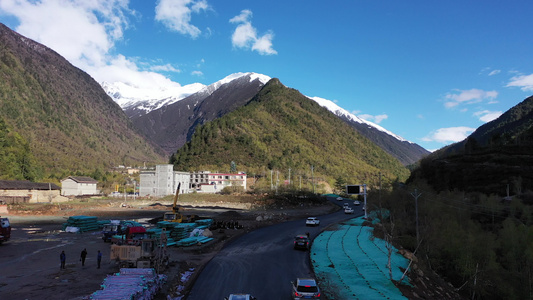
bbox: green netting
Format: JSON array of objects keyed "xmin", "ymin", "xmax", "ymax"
[{"xmin": 311, "ymin": 217, "xmax": 411, "ymax": 300}]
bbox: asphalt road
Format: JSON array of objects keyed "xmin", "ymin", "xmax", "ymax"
[{"xmin": 186, "ymin": 196, "xmax": 365, "ymax": 299}]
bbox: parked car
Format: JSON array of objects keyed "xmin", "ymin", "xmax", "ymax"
[
  {"xmin": 353, "ymin": 200, "xmax": 361, "ymax": 205},
  {"xmin": 306, "ymin": 217, "xmax": 320, "ymax": 226},
  {"xmin": 291, "ymin": 278, "xmax": 321, "ymax": 300},
  {"xmin": 294, "ymin": 234, "xmax": 310, "ymax": 250},
  {"xmin": 336, "ymin": 196, "xmax": 343, "ymax": 201},
  {"xmin": 344, "ymin": 207, "xmax": 354, "ymax": 214},
  {"xmin": 224, "ymin": 294, "xmax": 256, "ymax": 300}
]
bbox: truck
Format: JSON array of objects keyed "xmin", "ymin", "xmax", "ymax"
[
  {"xmin": 110, "ymin": 226, "xmax": 150, "ymax": 245},
  {"xmin": 0, "ymin": 216, "xmax": 11, "ymax": 244},
  {"xmin": 101, "ymin": 220, "xmax": 120, "ymax": 242}
]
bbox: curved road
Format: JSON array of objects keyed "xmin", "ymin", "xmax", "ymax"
[{"xmin": 187, "ymin": 196, "xmax": 365, "ymax": 299}]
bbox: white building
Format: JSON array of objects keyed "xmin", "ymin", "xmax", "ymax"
[
  {"xmin": 207, "ymin": 172, "xmax": 247, "ymax": 190},
  {"xmin": 190, "ymin": 171, "xmax": 247, "ymax": 193},
  {"xmin": 61, "ymin": 176, "xmax": 98, "ymax": 196},
  {"xmin": 139, "ymin": 164, "xmax": 190, "ymax": 197}
]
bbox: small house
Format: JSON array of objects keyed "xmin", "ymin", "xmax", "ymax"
[
  {"xmin": 61, "ymin": 176, "xmax": 99, "ymax": 196},
  {"xmin": 0, "ymin": 180, "xmax": 68, "ymax": 203}
]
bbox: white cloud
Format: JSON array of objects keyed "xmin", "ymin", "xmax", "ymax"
[
  {"xmin": 507, "ymin": 73, "xmax": 533, "ymax": 92},
  {"xmin": 230, "ymin": 10, "xmax": 277, "ymax": 55},
  {"xmin": 0, "ymin": 0, "xmax": 129, "ymax": 67},
  {"xmin": 488, "ymin": 69, "xmax": 501, "ymax": 76},
  {"xmin": 359, "ymin": 114, "xmax": 388, "ymax": 124},
  {"xmin": 444, "ymin": 88, "xmax": 498, "ymax": 109},
  {"xmin": 191, "ymin": 70, "xmax": 203, "ymax": 76},
  {"xmin": 473, "ymin": 110, "xmax": 502, "ymax": 123},
  {"xmin": 0, "ymin": 0, "xmax": 187, "ymax": 91},
  {"xmin": 155, "ymin": 0, "xmax": 209, "ymax": 39},
  {"xmin": 423, "ymin": 127, "xmax": 475, "ymax": 144},
  {"xmin": 150, "ymin": 63, "xmax": 181, "ymax": 73}
]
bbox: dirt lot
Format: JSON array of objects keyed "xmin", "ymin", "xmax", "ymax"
[{"xmin": 0, "ymin": 198, "xmax": 337, "ymax": 300}]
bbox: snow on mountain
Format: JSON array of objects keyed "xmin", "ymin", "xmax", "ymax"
[
  {"xmin": 308, "ymin": 96, "xmax": 410, "ymax": 143},
  {"xmin": 101, "ymin": 81, "xmax": 206, "ymax": 112},
  {"xmin": 101, "ymin": 72, "xmax": 410, "ymax": 144},
  {"xmin": 101, "ymin": 72, "xmax": 271, "ymax": 114},
  {"xmin": 197, "ymin": 72, "xmax": 271, "ymax": 97}
]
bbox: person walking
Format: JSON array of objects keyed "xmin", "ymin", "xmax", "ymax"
[
  {"xmin": 60, "ymin": 250, "xmax": 66, "ymax": 269},
  {"xmin": 80, "ymin": 248, "xmax": 87, "ymax": 266},
  {"xmin": 97, "ymin": 250, "xmax": 102, "ymax": 269}
]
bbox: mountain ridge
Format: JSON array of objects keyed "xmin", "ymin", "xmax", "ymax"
[
  {"xmin": 0, "ymin": 23, "xmax": 166, "ymax": 179},
  {"xmin": 408, "ymin": 95, "xmax": 533, "ymax": 195},
  {"xmin": 104, "ymin": 72, "xmax": 429, "ymax": 164},
  {"xmin": 170, "ymin": 78, "xmax": 411, "ymax": 184}
]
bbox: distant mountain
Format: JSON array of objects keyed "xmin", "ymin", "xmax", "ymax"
[
  {"xmin": 170, "ymin": 78, "xmax": 411, "ymax": 183},
  {"xmin": 310, "ymin": 97, "xmax": 429, "ymax": 166},
  {"xmin": 124, "ymin": 73, "xmax": 270, "ymax": 155},
  {"xmin": 101, "ymin": 80, "xmax": 206, "ymax": 119},
  {"xmin": 408, "ymin": 95, "xmax": 533, "ymax": 195},
  {"xmin": 106, "ymin": 72, "xmax": 429, "ymax": 164},
  {"xmin": 0, "ymin": 23, "xmax": 166, "ymax": 178}
]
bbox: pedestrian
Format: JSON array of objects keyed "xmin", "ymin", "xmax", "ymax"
[
  {"xmin": 97, "ymin": 250, "xmax": 102, "ymax": 269},
  {"xmin": 60, "ymin": 250, "xmax": 66, "ymax": 269},
  {"xmin": 80, "ymin": 248, "xmax": 87, "ymax": 266}
]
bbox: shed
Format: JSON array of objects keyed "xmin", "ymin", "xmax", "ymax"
[
  {"xmin": 61, "ymin": 176, "xmax": 99, "ymax": 196},
  {"xmin": 0, "ymin": 180, "xmax": 68, "ymax": 203}
]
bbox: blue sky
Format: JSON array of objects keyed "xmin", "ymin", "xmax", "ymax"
[{"xmin": 1, "ymin": 1, "xmax": 533, "ymax": 152}]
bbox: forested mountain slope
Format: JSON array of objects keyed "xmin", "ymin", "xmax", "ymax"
[
  {"xmin": 408, "ymin": 95, "xmax": 533, "ymax": 195},
  {"xmin": 0, "ymin": 23, "xmax": 165, "ymax": 180},
  {"xmin": 171, "ymin": 79, "xmax": 411, "ymax": 184}
]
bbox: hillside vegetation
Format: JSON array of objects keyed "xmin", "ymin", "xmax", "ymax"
[
  {"xmin": 409, "ymin": 95, "xmax": 533, "ymax": 196},
  {"xmin": 397, "ymin": 95, "xmax": 533, "ymax": 299},
  {"xmin": 171, "ymin": 79, "xmax": 410, "ymax": 185},
  {"xmin": 0, "ymin": 23, "xmax": 165, "ymax": 181}
]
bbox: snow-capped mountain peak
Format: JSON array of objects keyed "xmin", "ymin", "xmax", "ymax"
[
  {"xmin": 309, "ymin": 96, "xmax": 409, "ymax": 143},
  {"xmin": 198, "ymin": 72, "xmax": 271, "ymax": 97},
  {"xmin": 101, "ymin": 72, "xmax": 271, "ymax": 114},
  {"xmin": 101, "ymin": 80, "xmax": 206, "ymax": 111}
]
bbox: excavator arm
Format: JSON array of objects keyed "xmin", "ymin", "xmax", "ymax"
[{"xmin": 172, "ymin": 182, "xmax": 181, "ymax": 213}]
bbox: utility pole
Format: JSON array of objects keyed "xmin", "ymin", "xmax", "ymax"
[
  {"xmin": 411, "ymin": 189, "xmax": 422, "ymax": 245},
  {"xmin": 288, "ymin": 168, "xmax": 291, "ymax": 187},
  {"xmin": 378, "ymin": 172, "xmax": 382, "ymax": 204},
  {"xmin": 270, "ymin": 170, "xmax": 273, "ymax": 190},
  {"xmin": 311, "ymin": 165, "xmax": 315, "ymax": 194},
  {"xmin": 363, "ymin": 184, "xmax": 368, "ymax": 219}
]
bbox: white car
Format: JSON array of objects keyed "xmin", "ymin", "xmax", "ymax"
[
  {"xmin": 343, "ymin": 203, "xmax": 350, "ymax": 208},
  {"xmin": 224, "ymin": 294, "xmax": 256, "ymax": 300},
  {"xmin": 291, "ymin": 278, "xmax": 321, "ymax": 300},
  {"xmin": 344, "ymin": 207, "xmax": 354, "ymax": 214},
  {"xmin": 306, "ymin": 217, "xmax": 320, "ymax": 226},
  {"xmin": 336, "ymin": 196, "xmax": 343, "ymax": 201},
  {"xmin": 353, "ymin": 200, "xmax": 360, "ymax": 206}
]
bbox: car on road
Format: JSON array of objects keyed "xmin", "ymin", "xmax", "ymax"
[
  {"xmin": 336, "ymin": 196, "xmax": 343, "ymax": 201},
  {"xmin": 353, "ymin": 200, "xmax": 360, "ymax": 205},
  {"xmin": 306, "ymin": 217, "xmax": 320, "ymax": 226},
  {"xmin": 343, "ymin": 203, "xmax": 350, "ymax": 209},
  {"xmin": 291, "ymin": 278, "xmax": 321, "ymax": 299},
  {"xmin": 294, "ymin": 234, "xmax": 310, "ymax": 250},
  {"xmin": 344, "ymin": 207, "xmax": 354, "ymax": 214},
  {"xmin": 224, "ymin": 294, "xmax": 257, "ymax": 300}
]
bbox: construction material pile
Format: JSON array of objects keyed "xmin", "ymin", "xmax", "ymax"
[
  {"xmin": 87, "ymin": 268, "xmax": 166, "ymax": 300},
  {"xmin": 62, "ymin": 215, "xmax": 100, "ymax": 233},
  {"xmin": 155, "ymin": 219, "xmax": 214, "ymax": 247}
]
